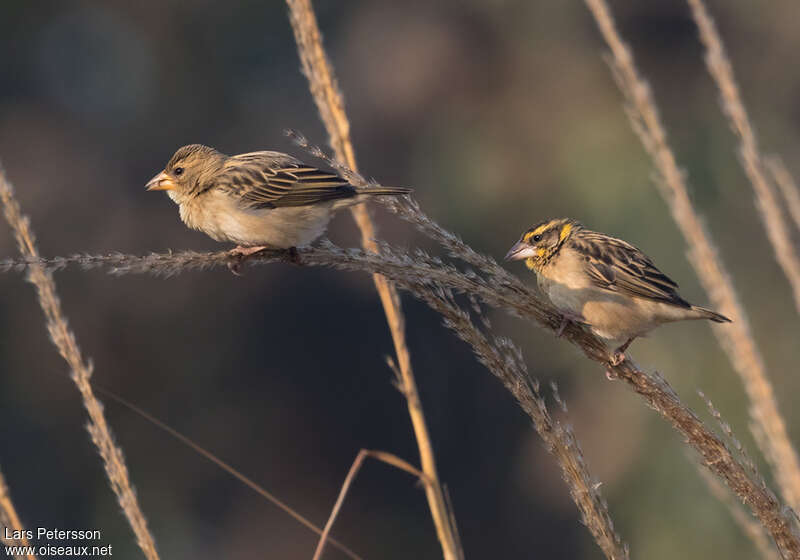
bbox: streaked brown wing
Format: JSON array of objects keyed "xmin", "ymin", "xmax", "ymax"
[
  {"xmin": 218, "ymin": 152, "xmax": 357, "ymax": 209},
  {"xmin": 572, "ymin": 231, "xmax": 690, "ymax": 307}
]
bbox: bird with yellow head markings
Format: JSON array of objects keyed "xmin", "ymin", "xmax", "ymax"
[{"xmin": 505, "ymin": 218, "xmax": 730, "ymax": 374}]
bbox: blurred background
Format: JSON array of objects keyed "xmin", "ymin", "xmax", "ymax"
[{"xmin": 1, "ymin": 0, "xmax": 799, "ymax": 558}]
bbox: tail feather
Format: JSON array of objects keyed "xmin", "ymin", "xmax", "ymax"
[
  {"xmin": 691, "ymin": 305, "xmax": 731, "ymax": 323},
  {"xmin": 358, "ymin": 186, "xmax": 412, "ymax": 197}
]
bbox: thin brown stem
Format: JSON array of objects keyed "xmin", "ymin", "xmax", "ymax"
[
  {"xmin": 687, "ymin": 0, "xmax": 800, "ymax": 315},
  {"xmin": 583, "ymin": 0, "xmax": 800, "ymax": 520},
  {"xmin": 0, "ymin": 469, "xmax": 37, "ymax": 560},
  {"xmin": 284, "ymin": 2, "xmax": 462, "ymax": 558},
  {"xmin": 313, "ymin": 450, "xmax": 426, "ymax": 560},
  {"xmin": 0, "ymin": 168, "xmax": 159, "ymax": 560},
  {"xmin": 94, "ymin": 385, "xmax": 362, "ymax": 560}
]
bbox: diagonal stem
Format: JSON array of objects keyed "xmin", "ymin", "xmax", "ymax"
[
  {"xmin": 0, "ymin": 168, "xmax": 159, "ymax": 560},
  {"xmin": 583, "ymin": 0, "xmax": 800, "ymax": 518},
  {"xmin": 94, "ymin": 384, "xmax": 363, "ymax": 560},
  {"xmin": 767, "ymin": 157, "xmax": 800, "ymax": 235},
  {"xmin": 313, "ymin": 450, "xmax": 427, "ymax": 560},
  {"xmin": 0, "ymin": 469, "xmax": 37, "ymax": 560},
  {"xmin": 284, "ymin": 2, "xmax": 462, "ymax": 559},
  {"xmin": 686, "ymin": 0, "xmax": 800, "ymax": 316}
]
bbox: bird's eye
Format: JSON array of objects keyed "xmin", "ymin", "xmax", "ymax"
[
  {"xmin": 174, "ymin": 167, "xmax": 184, "ymax": 176},
  {"xmin": 532, "ymin": 234, "xmax": 542, "ymax": 242}
]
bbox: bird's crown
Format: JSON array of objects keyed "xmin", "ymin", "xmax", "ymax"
[
  {"xmin": 521, "ymin": 218, "xmax": 582, "ymax": 244},
  {"xmin": 167, "ymin": 144, "xmax": 223, "ymax": 169}
]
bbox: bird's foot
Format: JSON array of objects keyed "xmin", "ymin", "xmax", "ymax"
[
  {"xmin": 227, "ymin": 258, "xmax": 245, "ymax": 276},
  {"xmin": 556, "ymin": 311, "xmax": 585, "ymax": 338},
  {"xmin": 609, "ymin": 351, "xmax": 627, "ymax": 367},
  {"xmin": 605, "ymin": 337, "xmax": 635, "ymax": 379},
  {"xmin": 227, "ymin": 245, "xmax": 269, "ymax": 275}
]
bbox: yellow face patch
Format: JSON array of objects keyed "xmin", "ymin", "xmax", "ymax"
[
  {"xmin": 559, "ymin": 222, "xmax": 572, "ymax": 242},
  {"xmin": 524, "ymin": 247, "xmax": 548, "ymax": 271},
  {"xmin": 518, "ymin": 219, "xmax": 573, "ymax": 272}
]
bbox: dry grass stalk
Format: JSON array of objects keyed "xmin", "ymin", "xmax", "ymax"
[
  {"xmin": 0, "ymin": 167, "xmax": 159, "ymax": 560},
  {"xmin": 0, "ymin": 469, "xmax": 37, "ymax": 560},
  {"xmin": 687, "ymin": 0, "xmax": 800, "ymax": 315},
  {"xmin": 284, "ymin": 2, "xmax": 462, "ymax": 558},
  {"xmin": 767, "ymin": 157, "xmax": 800, "ymax": 234},
  {"xmin": 313, "ymin": 450, "xmax": 427, "ymax": 560},
  {"xmin": 582, "ymin": 0, "xmax": 800, "ymax": 517},
  {"xmin": 18, "ymin": 241, "xmax": 800, "ymax": 554},
  {"xmin": 94, "ymin": 386, "xmax": 363, "ymax": 560}
]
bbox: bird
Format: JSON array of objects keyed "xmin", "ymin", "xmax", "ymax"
[
  {"xmin": 505, "ymin": 218, "xmax": 730, "ymax": 371},
  {"xmin": 146, "ymin": 144, "xmax": 411, "ymax": 270}
]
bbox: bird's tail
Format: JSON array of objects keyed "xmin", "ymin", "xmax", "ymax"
[
  {"xmin": 358, "ymin": 186, "xmax": 413, "ymax": 197},
  {"xmin": 691, "ymin": 305, "xmax": 732, "ymax": 323}
]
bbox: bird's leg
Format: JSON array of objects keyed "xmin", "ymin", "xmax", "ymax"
[
  {"xmin": 556, "ymin": 310, "xmax": 585, "ymax": 338},
  {"xmin": 230, "ymin": 245, "xmax": 270, "ymax": 258},
  {"xmin": 604, "ymin": 338, "xmax": 635, "ymax": 380},
  {"xmin": 610, "ymin": 337, "xmax": 634, "ymax": 365},
  {"xmin": 227, "ymin": 245, "xmax": 269, "ymax": 275},
  {"xmin": 287, "ymin": 246, "xmax": 302, "ymax": 266}
]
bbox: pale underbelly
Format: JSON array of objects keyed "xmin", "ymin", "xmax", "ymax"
[
  {"xmin": 544, "ymin": 281, "xmax": 661, "ymax": 342},
  {"xmin": 183, "ymin": 201, "xmax": 334, "ymax": 248}
]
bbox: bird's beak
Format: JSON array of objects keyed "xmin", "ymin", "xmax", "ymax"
[
  {"xmin": 505, "ymin": 240, "xmax": 535, "ymax": 261},
  {"xmin": 145, "ymin": 171, "xmax": 176, "ymax": 191}
]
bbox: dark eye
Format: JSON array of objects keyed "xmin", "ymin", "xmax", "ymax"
[
  {"xmin": 532, "ymin": 234, "xmax": 542, "ymax": 242},
  {"xmin": 174, "ymin": 167, "xmax": 184, "ymax": 176}
]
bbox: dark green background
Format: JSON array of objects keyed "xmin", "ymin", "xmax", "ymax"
[{"xmin": 0, "ymin": 1, "xmax": 798, "ymax": 558}]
